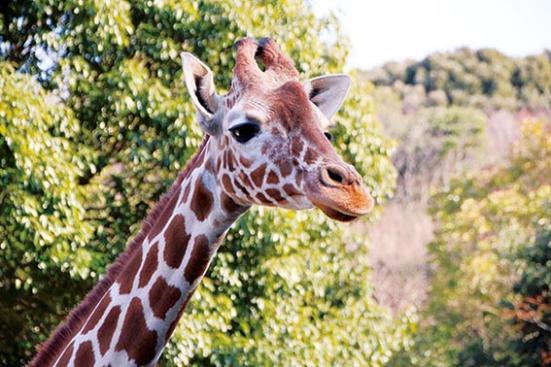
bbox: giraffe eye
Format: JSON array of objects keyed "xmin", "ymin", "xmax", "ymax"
[
  {"xmin": 229, "ymin": 122, "xmax": 261, "ymax": 143},
  {"xmin": 324, "ymin": 132, "xmax": 333, "ymax": 142}
]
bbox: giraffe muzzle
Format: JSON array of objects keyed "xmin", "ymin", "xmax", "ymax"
[{"xmin": 304, "ymin": 163, "xmax": 374, "ymax": 222}]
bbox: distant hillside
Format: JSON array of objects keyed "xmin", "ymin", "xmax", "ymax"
[
  {"xmin": 361, "ymin": 48, "xmax": 551, "ymax": 313},
  {"xmin": 361, "ymin": 48, "xmax": 551, "ymax": 111}
]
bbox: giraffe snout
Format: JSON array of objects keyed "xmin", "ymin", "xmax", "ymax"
[{"xmin": 304, "ymin": 162, "xmax": 374, "ymax": 222}]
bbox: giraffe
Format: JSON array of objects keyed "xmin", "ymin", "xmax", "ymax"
[{"xmin": 30, "ymin": 37, "xmax": 374, "ymax": 367}]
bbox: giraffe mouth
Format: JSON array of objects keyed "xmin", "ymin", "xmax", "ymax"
[
  {"xmin": 312, "ymin": 202, "xmax": 360, "ymax": 222},
  {"xmin": 305, "ymin": 178, "xmax": 374, "ymax": 222}
]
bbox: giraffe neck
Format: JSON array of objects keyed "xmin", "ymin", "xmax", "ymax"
[{"xmin": 38, "ymin": 137, "xmax": 248, "ymax": 367}]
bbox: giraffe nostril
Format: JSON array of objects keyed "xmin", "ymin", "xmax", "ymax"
[
  {"xmin": 327, "ymin": 167, "xmax": 344, "ymax": 184},
  {"xmin": 321, "ymin": 165, "xmax": 349, "ymax": 187}
]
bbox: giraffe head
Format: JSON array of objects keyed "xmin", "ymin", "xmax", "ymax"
[{"xmin": 182, "ymin": 37, "xmax": 373, "ymax": 222}]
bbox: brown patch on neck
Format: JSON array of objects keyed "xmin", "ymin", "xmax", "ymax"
[
  {"xmin": 220, "ymin": 192, "xmax": 242, "ymax": 214},
  {"xmin": 115, "ymin": 297, "xmax": 157, "ymax": 366},
  {"xmin": 82, "ymin": 293, "xmax": 112, "ymax": 333},
  {"xmin": 190, "ymin": 177, "xmax": 214, "ymax": 221},
  {"xmin": 164, "ymin": 290, "xmax": 196, "ymax": 342},
  {"xmin": 74, "ymin": 341, "xmax": 94, "ymax": 366},
  {"xmin": 98, "ymin": 306, "xmax": 121, "ymax": 355},
  {"xmin": 29, "ymin": 137, "xmax": 211, "ymax": 367},
  {"xmin": 180, "ymin": 181, "xmax": 192, "ymax": 205},
  {"xmin": 148, "ymin": 277, "xmax": 182, "ymax": 319},
  {"xmin": 184, "ymin": 235, "xmax": 211, "ymax": 283},
  {"xmin": 118, "ymin": 247, "xmax": 143, "ymax": 294},
  {"xmin": 148, "ymin": 188, "xmax": 180, "ymax": 241},
  {"xmin": 138, "ymin": 241, "xmax": 159, "ymax": 287},
  {"xmin": 163, "ymin": 214, "xmax": 191, "ymax": 268},
  {"xmin": 55, "ymin": 341, "xmax": 74, "ymax": 367},
  {"xmin": 291, "ymin": 138, "xmax": 303, "ymax": 155}
]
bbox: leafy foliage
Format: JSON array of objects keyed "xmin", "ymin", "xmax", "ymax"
[
  {"xmin": 390, "ymin": 119, "xmax": 551, "ymax": 366},
  {"xmin": 0, "ymin": 62, "xmax": 97, "ymax": 361},
  {"xmin": 0, "ymin": 1, "xmax": 408, "ymax": 366},
  {"xmin": 504, "ymin": 228, "xmax": 551, "ymax": 367},
  {"xmin": 365, "ymin": 48, "xmax": 551, "ymax": 110}
]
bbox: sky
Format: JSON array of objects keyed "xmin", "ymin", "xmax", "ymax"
[{"xmin": 314, "ymin": 0, "xmax": 551, "ymax": 70}]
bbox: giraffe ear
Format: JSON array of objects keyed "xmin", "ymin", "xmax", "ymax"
[
  {"xmin": 181, "ymin": 52, "xmax": 221, "ymax": 135},
  {"xmin": 305, "ymin": 74, "xmax": 351, "ymax": 119}
]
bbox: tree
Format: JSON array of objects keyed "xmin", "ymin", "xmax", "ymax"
[
  {"xmin": 363, "ymin": 47, "xmax": 551, "ymax": 110},
  {"xmin": 0, "ymin": 1, "xmax": 409, "ymax": 365},
  {"xmin": 392, "ymin": 118, "xmax": 550, "ymax": 366},
  {"xmin": 0, "ymin": 62, "xmax": 97, "ymax": 362},
  {"xmin": 503, "ymin": 228, "xmax": 551, "ymax": 367}
]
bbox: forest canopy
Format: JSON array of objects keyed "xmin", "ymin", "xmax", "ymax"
[
  {"xmin": 0, "ymin": 1, "xmax": 405, "ymax": 366},
  {"xmin": 364, "ymin": 48, "xmax": 551, "ymax": 110}
]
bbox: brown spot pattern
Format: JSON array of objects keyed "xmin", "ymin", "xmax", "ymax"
[
  {"xmin": 256, "ymin": 192, "xmax": 272, "ymax": 204},
  {"xmin": 116, "ymin": 298, "xmax": 157, "ymax": 366},
  {"xmin": 226, "ymin": 151, "xmax": 235, "ymax": 171},
  {"xmin": 184, "ymin": 235, "xmax": 211, "ymax": 282},
  {"xmin": 234, "ymin": 179, "xmax": 250, "ymax": 196},
  {"xmin": 82, "ymin": 293, "xmax": 111, "ymax": 333},
  {"xmin": 239, "ymin": 171, "xmax": 254, "ymax": 189},
  {"xmin": 181, "ymin": 182, "xmax": 191, "ymax": 205},
  {"xmin": 165, "ymin": 291, "xmax": 195, "ymax": 341},
  {"xmin": 118, "ymin": 247, "xmax": 143, "ymax": 294},
  {"xmin": 149, "ymin": 277, "xmax": 182, "ymax": 319},
  {"xmin": 291, "ymin": 138, "xmax": 303, "ymax": 155},
  {"xmin": 222, "ymin": 174, "xmax": 235, "ymax": 195},
  {"xmin": 139, "ymin": 242, "xmax": 159, "ymax": 287},
  {"xmin": 266, "ymin": 188, "xmax": 285, "ymax": 202},
  {"xmin": 98, "ymin": 306, "xmax": 121, "ymax": 355},
  {"xmin": 56, "ymin": 341, "xmax": 74, "ymax": 367},
  {"xmin": 251, "ymin": 163, "xmax": 267, "ymax": 187},
  {"xmin": 280, "ymin": 159, "xmax": 293, "ymax": 177},
  {"xmin": 239, "ymin": 155, "xmax": 253, "ymax": 168},
  {"xmin": 221, "ymin": 192, "xmax": 242, "ymax": 214},
  {"xmin": 190, "ymin": 178, "xmax": 214, "ymax": 221},
  {"xmin": 74, "ymin": 341, "xmax": 94, "ymax": 367},
  {"xmin": 304, "ymin": 147, "xmax": 317, "ymax": 163},
  {"xmin": 267, "ymin": 170, "xmax": 279, "ymax": 184},
  {"xmin": 283, "ymin": 183, "xmax": 301, "ymax": 196},
  {"xmin": 163, "ymin": 214, "xmax": 191, "ymax": 268},
  {"xmin": 148, "ymin": 189, "xmax": 180, "ymax": 240}
]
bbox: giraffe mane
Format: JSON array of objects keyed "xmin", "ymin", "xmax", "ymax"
[{"xmin": 29, "ymin": 136, "xmax": 211, "ymax": 367}]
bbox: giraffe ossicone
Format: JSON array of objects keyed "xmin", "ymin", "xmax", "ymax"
[{"xmin": 31, "ymin": 37, "xmax": 374, "ymax": 367}]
